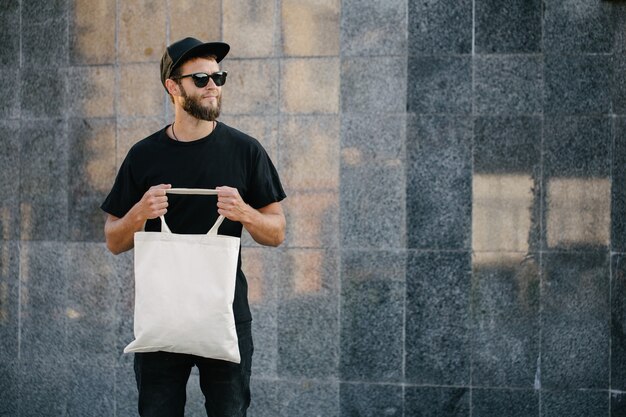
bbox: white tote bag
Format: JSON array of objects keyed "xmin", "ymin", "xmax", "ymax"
[{"xmin": 124, "ymin": 188, "xmax": 241, "ymax": 363}]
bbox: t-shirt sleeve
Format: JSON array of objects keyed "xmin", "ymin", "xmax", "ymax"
[
  {"xmin": 100, "ymin": 152, "xmax": 144, "ymax": 218},
  {"xmin": 246, "ymin": 145, "xmax": 286, "ymax": 209}
]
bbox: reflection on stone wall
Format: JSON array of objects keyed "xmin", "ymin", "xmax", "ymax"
[{"xmin": 2, "ymin": 0, "xmax": 626, "ymax": 416}]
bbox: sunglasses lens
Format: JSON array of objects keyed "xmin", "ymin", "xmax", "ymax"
[
  {"xmin": 191, "ymin": 73, "xmax": 210, "ymax": 88},
  {"xmin": 212, "ymin": 72, "xmax": 227, "ymax": 86}
]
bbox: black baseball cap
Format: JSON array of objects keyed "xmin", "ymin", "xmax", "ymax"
[{"xmin": 160, "ymin": 37, "xmax": 230, "ymax": 88}]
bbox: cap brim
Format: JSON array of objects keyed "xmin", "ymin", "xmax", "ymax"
[{"xmin": 172, "ymin": 42, "xmax": 230, "ymax": 72}]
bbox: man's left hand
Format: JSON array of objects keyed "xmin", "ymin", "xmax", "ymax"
[{"xmin": 216, "ymin": 186, "xmax": 251, "ymax": 223}]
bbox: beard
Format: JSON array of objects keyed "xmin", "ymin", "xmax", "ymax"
[{"xmin": 180, "ymin": 85, "xmax": 221, "ymax": 121}]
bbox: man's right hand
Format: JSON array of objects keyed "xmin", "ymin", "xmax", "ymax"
[{"xmin": 133, "ymin": 184, "xmax": 172, "ymax": 221}]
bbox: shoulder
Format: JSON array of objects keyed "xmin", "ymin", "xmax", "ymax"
[
  {"xmin": 125, "ymin": 128, "xmax": 167, "ymax": 160},
  {"xmin": 217, "ymin": 122, "xmax": 265, "ymax": 152}
]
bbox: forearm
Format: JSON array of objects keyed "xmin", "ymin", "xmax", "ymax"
[
  {"xmin": 104, "ymin": 208, "xmax": 147, "ymax": 254},
  {"xmin": 240, "ymin": 206, "xmax": 286, "ymax": 247}
]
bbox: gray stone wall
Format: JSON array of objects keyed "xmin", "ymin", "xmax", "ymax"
[{"xmin": 2, "ymin": 0, "xmax": 626, "ymax": 416}]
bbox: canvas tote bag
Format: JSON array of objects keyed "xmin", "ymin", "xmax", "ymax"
[{"xmin": 124, "ymin": 188, "xmax": 241, "ymax": 363}]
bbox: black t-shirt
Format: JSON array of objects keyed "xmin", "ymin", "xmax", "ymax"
[{"xmin": 101, "ymin": 121, "xmax": 286, "ymax": 323}]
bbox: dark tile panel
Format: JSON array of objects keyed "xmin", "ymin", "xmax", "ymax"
[
  {"xmin": 612, "ymin": 254, "xmax": 626, "ymax": 390},
  {"xmin": 612, "ymin": 54, "xmax": 626, "ymax": 115},
  {"xmin": 18, "ymin": 358, "xmax": 69, "ymax": 417},
  {"xmin": 0, "ymin": 120, "xmax": 20, "ymax": 240},
  {"xmin": 341, "ymin": 0, "xmax": 406, "ymax": 56},
  {"xmin": 22, "ymin": 19, "xmax": 68, "ymax": 67},
  {"xmin": 0, "ymin": 1, "xmax": 20, "ymax": 68},
  {"xmin": 406, "ymin": 115, "xmax": 472, "ymax": 250},
  {"xmin": 20, "ymin": 68, "xmax": 65, "ymax": 119},
  {"xmin": 250, "ymin": 378, "xmax": 339, "ymax": 417},
  {"xmin": 472, "ymin": 388, "xmax": 538, "ymax": 417},
  {"xmin": 0, "ymin": 241, "xmax": 19, "ymax": 361},
  {"xmin": 613, "ymin": 117, "xmax": 626, "ymax": 252},
  {"xmin": 404, "ymin": 386, "xmax": 469, "ymax": 417},
  {"xmin": 475, "ymin": 0, "xmax": 542, "ymax": 53},
  {"xmin": 541, "ymin": 390, "xmax": 607, "ymax": 417},
  {"xmin": 541, "ymin": 252, "xmax": 610, "ymax": 389},
  {"xmin": 66, "ymin": 364, "xmax": 115, "ymax": 417},
  {"xmin": 408, "ymin": 0, "xmax": 472, "ymax": 54},
  {"xmin": 612, "ymin": 392, "xmax": 626, "ymax": 417},
  {"xmin": 406, "ymin": 251, "xmax": 471, "ymax": 385},
  {"xmin": 277, "ymin": 249, "xmax": 339, "ymax": 378},
  {"xmin": 544, "ymin": 0, "xmax": 614, "ymax": 54},
  {"xmin": 19, "ymin": 242, "xmax": 70, "ymax": 362},
  {"xmin": 340, "ymin": 250, "xmax": 405, "ymax": 381},
  {"xmin": 544, "ymin": 54, "xmax": 612, "ymax": 115},
  {"xmin": 114, "ymin": 251, "xmax": 134, "ymax": 360},
  {"xmin": 0, "ymin": 361, "xmax": 18, "ymax": 416},
  {"xmin": 407, "ymin": 56, "xmax": 472, "ymax": 115},
  {"xmin": 471, "ymin": 253, "xmax": 540, "ymax": 388},
  {"xmin": 22, "ymin": 0, "xmax": 67, "ymax": 22},
  {"xmin": 474, "ymin": 56, "xmax": 543, "ymax": 116},
  {"xmin": 0, "ymin": 69, "xmax": 19, "ymax": 118},
  {"xmin": 340, "ymin": 114, "xmax": 405, "ymax": 249},
  {"xmin": 341, "ymin": 56, "xmax": 406, "ymax": 113},
  {"xmin": 340, "ymin": 383, "xmax": 403, "ymax": 417},
  {"xmin": 115, "ymin": 364, "xmax": 138, "ymax": 417}
]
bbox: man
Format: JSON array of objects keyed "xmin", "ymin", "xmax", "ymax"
[{"xmin": 101, "ymin": 37, "xmax": 286, "ymax": 417}]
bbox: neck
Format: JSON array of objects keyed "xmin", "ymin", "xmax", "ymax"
[{"xmin": 170, "ymin": 113, "xmax": 216, "ymax": 142}]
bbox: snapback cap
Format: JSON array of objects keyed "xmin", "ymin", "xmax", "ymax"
[{"xmin": 160, "ymin": 37, "xmax": 230, "ymax": 88}]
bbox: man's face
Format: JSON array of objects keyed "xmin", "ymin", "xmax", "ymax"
[{"xmin": 176, "ymin": 57, "xmax": 222, "ymax": 121}]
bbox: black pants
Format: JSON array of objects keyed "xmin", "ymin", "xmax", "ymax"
[{"xmin": 134, "ymin": 321, "xmax": 253, "ymax": 417}]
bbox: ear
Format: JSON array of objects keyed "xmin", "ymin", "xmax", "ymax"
[{"xmin": 165, "ymin": 78, "xmax": 181, "ymax": 97}]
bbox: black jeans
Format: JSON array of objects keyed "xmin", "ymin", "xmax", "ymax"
[{"xmin": 134, "ymin": 321, "xmax": 253, "ymax": 417}]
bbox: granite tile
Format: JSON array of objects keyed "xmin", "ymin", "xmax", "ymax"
[
  {"xmin": 0, "ymin": 69, "xmax": 19, "ymax": 118},
  {"xmin": 0, "ymin": 361, "xmax": 18, "ymax": 416},
  {"xmin": 220, "ymin": 59, "xmax": 279, "ymax": 115},
  {"xmin": 66, "ymin": 364, "xmax": 115, "ymax": 417},
  {"xmin": 22, "ymin": 19, "xmax": 68, "ymax": 67},
  {"xmin": 471, "ymin": 252, "xmax": 540, "ymax": 387},
  {"xmin": 475, "ymin": 0, "xmax": 542, "ymax": 53},
  {"xmin": 185, "ymin": 373, "xmax": 206, "ymax": 417},
  {"xmin": 22, "ymin": 0, "xmax": 66, "ymax": 22},
  {"xmin": 612, "ymin": 254, "xmax": 626, "ymax": 390},
  {"xmin": 277, "ymin": 379, "xmax": 340, "ymax": 417},
  {"xmin": 544, "ymin": 117, "xmax": 611, "ymax": 250},
  {"xmin": 611, "ymin": 54, "xmax": 626, "ymax": 115},
  {"xmin": 248, "ymin": 378, "xmax": 281, "ymax": 417},
  {"xmin": 612, "ymin": 392, "xmax": 626, "ymax": 417},
  {"xmin": 170, "ymin": 0, "xmax": 221, "ymax": 44},
  {"xmin": 544, "ymin": 54, "xmax": 612, "ymax": 115},
  {"xmin": 19, "ymin": 242, "xmax": 70, "ymax": 361},
  {"xmin": 68, "ymin": 118, "xmax": 116, "ymax": 241},
  {"xmin": 472, "ymin": 389, "xmax": 538, "ymax": 417},
  {"xmin": 281, "ymin": 58, "xmax": 340, "ymax": 114},
  {"xmin": 614, "ymin": 117, "xmax": 626, "ymax": 251},
  {"xmin": 340, "ymin": 163, "xmax": 405, "ymax": 249},
  {"xmin": 474, "ymin": 56, "xmax": 543, "ymax": 115},
  {"xmin": 0, "ymin": 119, "xmax": 20, "ymax": 203},
  {"xmin": 404, "ymin": 386, "xmax": 469, "ymax": 417},
  {"xmin": 406, "ymin": 115, "xmax": 472, "ymax": 250},
  {"xmin": 18, "ymin": 358, "xmax": 69, "ymax": 417},
  {"xmin": 20, "ymin": 68, "xmax": 65, "ymax": 119},
  {"xmin": 118, "ymin": 0, "xmax": 166, "ymax": 63},
  {"xmin": 340, "ymin": 383, "xmax": 403, "ymax": 417},
  {"xmin": 282, "ymin": 0, "xmax": 339, "ymax": 56},
  {"xmin": 340, "ymin": 250, "xmax": 405, "ymax": 381},
  {"xmin": 541, "ymin": 390, "xmax": 607, "ymax": 417},
  {"xmin": 279, "ymin": 115, "xmax": 339, "ymax": 191},
  {"xmin": 113, "ymin": 251, "xmax": 134, "ymax": 357},
  {"xmin": 66, "ymin": 244, "xmax": 117, "ymax": 365},
  {"xmin": 0, "ymin": 241, "xmax": 19, "ymax": 361},
  {"xmin": 406, "ymin": 251, "xmax": 471, "ymax": 385},
  {"xmin": 69, "ymin": 0, "xmax": 116, "ymax": 65},
  {"xmin": 66, "ymin": 66, "xmax": 115, "ymax": 118},
  {"xmin": 119, "ymin": 63, "xmax": 164, "ymax": 117},
  {"xmin": 341, "ymin": 56, "xmax": 406, "ymax": 113},
  {"xmin": 223, "ymin": 0, "xmax": 277, "ymax": 58},
  {"xmin": 277, "ymin": 249, "xmax": 339, "ymax": 378},
  {"xmin": 115, "ymin": 363, "xmax": 138, "ymax": 416},
  {"xmin": 473, "ymin": 117, "xmax": 542, "ymax": 253},
  {"xmin": 408, "ymin": 0, "xmax": 472, "ymax": 54},
  {"xmin": 20, "ymin": 199, "xmax": 69, "ymax": 241},
  {"xmin": 282, "ymin": 190, "xmax": 339, "ymax": 248},
  {"xmin": 407, "ymin": 56, "xmax": 472, "ymax": 115},
  {"xmin": 541, "ymin": 252, "xmax": 610, "ymax": 389},
  {"xmin": 0, "ymin": 203, "xmax": 19, "ymax": 242},
  {"xmin": 341, "ymin": 0, "xmax": 406, "ymax": 56},
  {"xmin": 544, "ymin": 0, "xmax": 614, "ymax": 54},
  {"xmin": 0, "ymin": 1, "xmax": 20, "ymax": 68}
]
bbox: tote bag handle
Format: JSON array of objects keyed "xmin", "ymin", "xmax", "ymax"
[{"xmin": 158, "ymin": 188, "xmax": 225, "ymax": 236}]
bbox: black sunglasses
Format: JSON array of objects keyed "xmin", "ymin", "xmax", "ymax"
[{"xmin": 173, "ymin": 71, "xmax": 228, "ymax": 88}]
